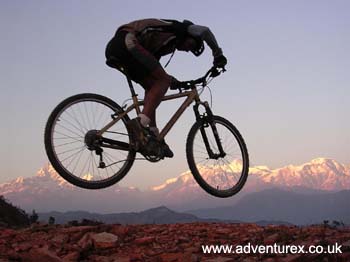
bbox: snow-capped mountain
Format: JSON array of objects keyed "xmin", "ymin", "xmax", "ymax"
[
  {"xmin": 152, "ymin": 158, "xmax": 350, "ymax": 194},
  {"xmin": 0, "ymin": 158, "xmax": 349, "ymax": 213},
  {"xmin": 258, "ymin": 158, "xmax": 350, "ymax": 190},
  {"xmin": 0, "ymin": 165, "xmax": 73, "ymax": 196}
]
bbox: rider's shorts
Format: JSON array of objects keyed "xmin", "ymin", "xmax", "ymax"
[{"xmin": 105, "ymin": 30, "xmax": 161, "ymax": 85}]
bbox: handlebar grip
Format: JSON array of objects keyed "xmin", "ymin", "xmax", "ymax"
[
  {"xmin": 175, "ymin": 66, "xmax": 226, "ymax": 90},
  {"xmin": 210, "ymin": 68, "xmax": 220, "ymax": 77}
]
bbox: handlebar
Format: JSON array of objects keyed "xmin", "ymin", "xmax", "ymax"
[{"xmin": 179, "ymin": 66, "xmax": 226, "ymax": 91}]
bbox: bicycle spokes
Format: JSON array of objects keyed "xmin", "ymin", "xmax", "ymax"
[
  {"xmin": 190, "ymin": 118, "xmax": 247, "ymax": 192},
  {"xmin": 49, "ymin": 97, "xmax": 133, "ymax": 184}
]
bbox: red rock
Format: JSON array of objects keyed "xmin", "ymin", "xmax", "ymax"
[
  {"xmin": 111, "ymin": 225, "xmax": 129, "ymax": 238},
  {"xmin": 78, "ymin": 232, "xmax": 93, "ymax": 250},
  {"xmin": 20, "ymin": 245, "xmax": 62, "ymax": 262},
  {"xmin": 51, "ymin": 233, "xmax": 69, "ymax": 245},
  {"xmin": 0, "ymin": 223, "xmax": 348, "ymax": 261},
  {"xmin": 343, "ymin": 239, "xmax": 350, "ymax": 248},
  {"xmin": 0, "ymin": 229, "xmax": 16, "ymax": 238},
  {"xmin": 91, "ymin": 232, "xmax": 119, "ymax": 249},
  {"xmin": 177, "ymin": 236, "xmax": 190, "ymax": 243},
  {"xmin": 62, "ymin": 225, "xmax": 95, "ymax": 234},
  {"xmin": 62, "ymin": 251, "xmax": 80, "ymax": 262},
  {"xmin": 184, "ymin": 246, "xmax": 200, "ymax": 253},
  {"xmin": 145, "ymin": 248, "xmax": 163, "ymax": 257},
  {"xmin": 87, "ymin": 255, "xmax": 111, "ymax": 262},
  {"xmin": 203, "ymin": 257, "xmax": 235, "ymax": 262},
  {"xmin": 134, "ymin": 236, "xmax": 155, "ymax": 245},
  {"xmin": 339, "ymin": 253, "xmax": 350, "ymax": 260},
  {"xmin": 281, "ymin": 254, "xmax": 304, "ymax": 262},
  {"xmin": 13, "ymin": 242, "xmax": 32, "ymax": 252},
  {"xmin": 112, "ymin": 256, "xmax": 130, "ymax": 262},
  {"xmin": 130, "ymin": 253, "xmax": 144, "ymax": 261},
  {"xmin": 264, "ymin": 233, "xmax": 280, "ymax": 245},
  {"xmin": 159, "ymin": 253, "xmax": 183, "ymax": 262}
]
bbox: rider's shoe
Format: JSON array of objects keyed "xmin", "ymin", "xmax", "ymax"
[
  {"xmin": 160, "ymin": 140, "xmax": 174, "ymax": 158},
  {"xmin": 127, "ymin": 118, "xmax": 174, "ymax": 158},
  {"xmin": 148, "ymin": 129, "xmax": 174, "ymax": 158},
  {"xmin": 126, "ymin": 117, "xmax": 148, "ymax": 150}
]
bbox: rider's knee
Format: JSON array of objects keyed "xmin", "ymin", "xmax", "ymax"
[{"xmin": 142, "ymin": 69, "xmax": 171, "ymax": 90}]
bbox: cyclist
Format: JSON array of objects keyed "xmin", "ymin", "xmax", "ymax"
[{"xmin": 105, "ymin": 19, "xmax": 227, "ymax": 158}]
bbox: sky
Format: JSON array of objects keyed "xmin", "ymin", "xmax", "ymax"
[{"xmin": 1, "ymin": 0, "xmax": 349, "ymax": 189}]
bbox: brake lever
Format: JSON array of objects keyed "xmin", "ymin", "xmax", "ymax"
[{"xmin": 210, "ymin": 66, "xmax": 226, "ymax": 78}]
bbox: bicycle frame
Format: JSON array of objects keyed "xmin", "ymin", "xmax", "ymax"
[{"xmin": 97, "ymin": 77, "xmax": 202, "ymax": 140}]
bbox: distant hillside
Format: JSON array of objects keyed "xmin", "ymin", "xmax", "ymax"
[
  {"xmin": 187, "ymin": 189, "xmax": 350, "ymax": 225},
  {"xmin": 0, "ymin": 195, "xmax": 29, "ymax": 227},
  {"xmin": 38, "ymin": 206, "xmax": 229, "ymax": 225},
  {"xmin": 38, "ymin": 206, "xmax": 292, "ymax": 226}
]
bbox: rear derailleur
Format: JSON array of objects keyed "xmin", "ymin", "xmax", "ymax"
[{"xmin": 84, "ymin": 129, "xmax": 106, "ymax": 168}]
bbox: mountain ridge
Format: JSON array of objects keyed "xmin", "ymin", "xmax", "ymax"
[
  {"xmin": 37, "ymin": 205, "xmax": 238, "ymax": 225},
  {"xmin": 0, "ymin": 158, "xmax": 349, "ymax": 213}
]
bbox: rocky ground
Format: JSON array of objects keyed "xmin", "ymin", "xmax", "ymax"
[{"xmin": 0, "ymin": 223, "xmax": 349, "ymax": 261}]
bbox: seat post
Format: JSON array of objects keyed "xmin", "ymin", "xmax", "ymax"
[{"xmin": 125, "ymin": 74, "xmax": 141, "ymax": 114}]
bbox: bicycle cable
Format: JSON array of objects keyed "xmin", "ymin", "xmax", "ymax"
[
  {"xmin": 121, "ymin": 98, "xmax": 133, "ymax": 108},
  {"xmin": 207, "ymin": 85, "xmax": 213, "ymax": 108},
  {"xmin": 199, "ymin": 77, "xmax": 214, "ymax": 108},
  {"xmin": 164, "ymin": 49, "xmax": 176, "ymax": 68}
]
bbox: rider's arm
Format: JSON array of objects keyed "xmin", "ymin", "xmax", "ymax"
[{"xmin": 187, "ymin": 24, "xmax": 223, "ymax": 57}]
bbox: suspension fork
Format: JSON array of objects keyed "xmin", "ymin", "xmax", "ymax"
[{"xmin": 193, "ymin": 102, "xmax": 226, "ymax": 159}]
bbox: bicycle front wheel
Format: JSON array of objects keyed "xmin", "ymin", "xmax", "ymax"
[
  {"xmin": 186, "ymin": 115, "xmax": 249, "ymax": 198},
  {"xmin": 44, "ymin": 93, "xmax": 135, "ymax": 189}
]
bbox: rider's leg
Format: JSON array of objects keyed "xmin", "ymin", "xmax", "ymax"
[
  {"xmin": 136, "ymin": 71, "xmax": 173, "ymax": 158},
  {"xmin": 141, "ymin": 67, "xmax": 171, "ymax": 128},
  {"xmin": 116, "ymin": 32, "xmax": 173, "ymax": 157},
  {"xmin": 120, "ymin": 32, "xmax": 171, "ymax": 128}
]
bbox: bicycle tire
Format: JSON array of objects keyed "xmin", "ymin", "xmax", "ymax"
[
  {"xmin": 186, "ymin": 115, "xmax": 249, "ymax": 198},
  {"xmin": 44, "ymin": 93, "xmax": 136, "ymax": 189}
]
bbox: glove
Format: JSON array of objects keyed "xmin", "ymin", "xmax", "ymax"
[{"xmin": 213, "ymin": 54, "xmax": 227, "ymax": 68}]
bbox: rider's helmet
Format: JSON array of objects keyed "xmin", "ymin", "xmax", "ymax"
[{"xmin": 182, "ymin": 20, "xmax": 205, "ymax": 56}]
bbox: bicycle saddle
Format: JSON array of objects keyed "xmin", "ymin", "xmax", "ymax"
[{"xmin": 106, "ymin": 56, "xmax": 125, "ymax": 72}]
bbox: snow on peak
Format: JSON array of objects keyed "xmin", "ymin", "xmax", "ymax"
[
  {"xmin": 35, "ymin": 164, "xmax": 68, "ymax": 184},
  {"xmin": 150, "ymin": 158, "xmax": 350, "ymax": 192},
  {"xmin": 15, "ymin": 177, "xmax": 24, "ymax": 183},
  {"xmin": 310, "ymin": 158, "xmax": 333, "ymax": 165}
]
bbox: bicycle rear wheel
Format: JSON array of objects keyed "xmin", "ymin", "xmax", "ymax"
[
  {"xmin": 186, "ymin": 115, "xmax": 249, "ymax": 198},
  {"xmin": 44, "ymin": 93, "xmax": 135, "ymax": 189}
]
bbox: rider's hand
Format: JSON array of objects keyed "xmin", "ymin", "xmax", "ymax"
[
  {"xmin": 213, "ymin": 54, "xmax": 227, "ymax": 68},
  {"xmin": 170, "ymin": 77, "xmax": 186, "ymax": 90}
]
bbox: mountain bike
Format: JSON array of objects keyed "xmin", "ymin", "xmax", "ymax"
[{"xmin": 44, "ymin": 60, "xmax": 249, "ymax": 198}]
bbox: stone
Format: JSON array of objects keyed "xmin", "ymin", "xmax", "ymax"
[
  {"xmin": 62, "ymin": 251, "xmax": 80, "ymax": 262},
  {"xmin": 14, "ymin": 242, "xmax": 32, "ymax": 252},
  {"xmin": 111, "ymin": 226, "xmax": 129, "ymax": 238},
  {"xmin": 342, "ymin": 239, "xmax": 350, "ymax": 248},
  {"xmin": 159, "ymin": 253, "xmax": 183, "ymax": 262},
  {"xmin": 203, "ymin": 257, "xmax": 235, "ymax": 262},
  {"xmin": 78, "ymin": 232, "xmax": 93, "ymax": 250},
  {"xmin": 51, "ymin": 233, "xmax": 69, "ymax": 245},
  {"xmin": 281, "ymin": 254, "xmax": 303, "ymax": 262},
  {"xmin": 264, "ymin": 233, "xmax": 280, "ymax": 245},
  {"xmin": 0, "ymin": 223, "xmax": 348, "ymax": 261},
  {"xmin": 0, "ymin": 229, "xmax": 16, "ymax": 238},
  {"xmin": 21, "ymin": 245, "xmax": 62, "ymax": 262},
  {"xmin": 134, "ymin": 236, "xmax": 156, "ymax": 245},
  {"xmin": 91, "ymin": 232, "xmax": 119, "ymax": 249}
]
